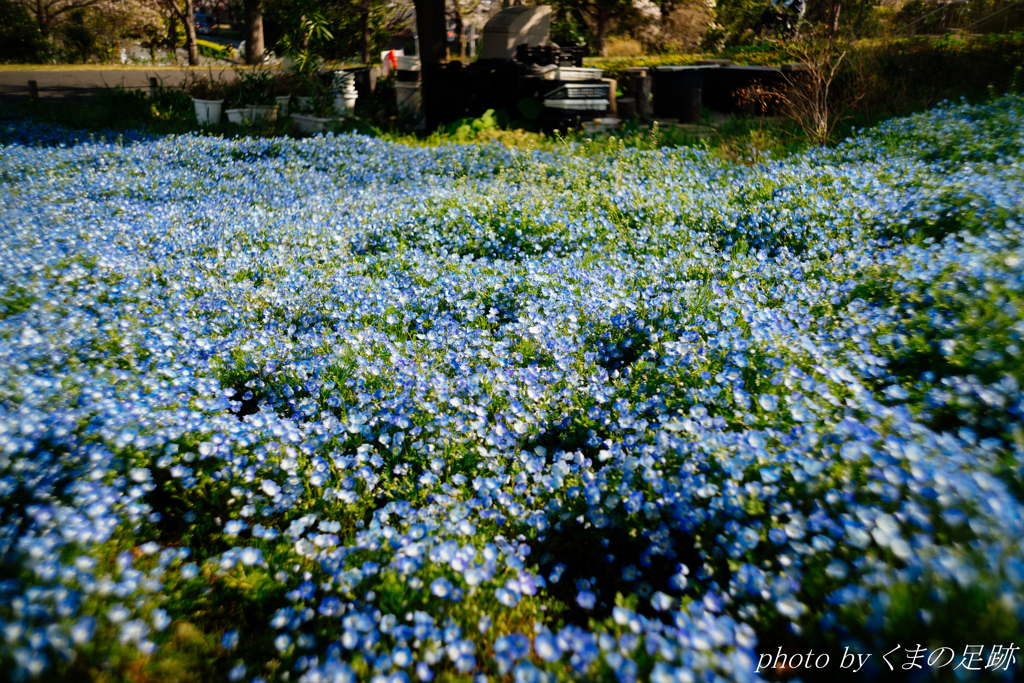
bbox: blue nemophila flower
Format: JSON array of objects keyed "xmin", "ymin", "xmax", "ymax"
[
  {"xmin": 224, "ymin": 520, "xmax": 247, "ymax": 536},
  {"xmin": 106, "ymin": 604, "xmax": 130, "ymax": 624},
  {"xmin": 222, "ymin": 630, "xmax": 240, "ymax": 650},
  {"xmin": 575, "ymin": 591, "xmax": 597, "ymax": 610},
  {"xmin": 119, "ymin": 620, "xmax": 150, "ymax": 645},
  {"xmin": 2, "ymin": 95, "xmax": 1024, "ymax": 682},
  {"xmin": 150, "ymin": 609, "xmax": 171, "ymax": 631},
  {"xmin": 69, "ymin": 616, "xmax": 95, "ymax": 645}
]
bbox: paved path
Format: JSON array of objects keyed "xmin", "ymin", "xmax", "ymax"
[{"xmin": 0, "ymin": 67, "xmax": 244, "ymax": 102}]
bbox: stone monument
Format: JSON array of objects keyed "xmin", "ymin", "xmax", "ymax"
[{"xmin": 479, "ymin": 6, "xmax": 552, "ymax": 60}]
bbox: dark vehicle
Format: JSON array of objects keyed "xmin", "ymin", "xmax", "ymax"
[{"xmin": 195, "ymin": 14, "xmax": 216, "ymax": 35}]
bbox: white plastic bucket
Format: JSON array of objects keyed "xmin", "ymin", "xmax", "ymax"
[{"xmin": 192, "ymin": 98, "xmax": 223, "ymax": 125}]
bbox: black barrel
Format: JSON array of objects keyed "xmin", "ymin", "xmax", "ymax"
[{"xmin": 650, "ymin": 66, "xmax": 709, "ymax": 120}]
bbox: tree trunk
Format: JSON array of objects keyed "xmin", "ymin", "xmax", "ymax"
[
  {"xmin": 593, "ymin": 8, "xmax": 608, "ymax": 57},
  {"xmin": 360, "ymin": 0, "xmax": 371, "ymax": 65},
  {"xmin": 414, "ymin": 0, "xmax": 448, "ymax": 66},
  {"xmin": 657, "ymin": 0, "xmax": 675, "ymax": 52},
  {"xmin": 413, "ymin": 0, "xmax": 448, "ymax": 129},
  {"xmin": 34, "ymin": 0, "xmax": 53, "ymax": 37},
  {"xmin": 168, "ymin": 12, "xmax": 177, "ymax": 50},
  {"xmin": 452, "ymin": 0, "xmax": 465, "ymax": 59},
  {"xmin": 244, "ymin": 0, "xmax": 264, "ymax": 65},
  {"xmin": 184, "ymin": 0, "xmax": 199, "ymax": 65}
]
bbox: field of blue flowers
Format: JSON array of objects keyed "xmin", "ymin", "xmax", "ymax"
[{"xmin": 1, "ymin": 95, "xmax": 1023, "ymax": 683}]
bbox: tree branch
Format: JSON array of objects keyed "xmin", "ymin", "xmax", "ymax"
[{"xmin": 44, "ymin": 0, "xmax": 106, "ymax": 21}]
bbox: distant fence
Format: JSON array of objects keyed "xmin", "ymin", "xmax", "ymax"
[
  {"xmin": 1, "ymin": 80, "xmax": 160, "ymax": 103},
  {"xmin": 0, "ymin": 69, "xmax": 240, "ymax": 104}
]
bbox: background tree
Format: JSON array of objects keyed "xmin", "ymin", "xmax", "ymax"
[
  {"xmin": 448, "ymin": 0, "xmax": 487, "ymax": 58},
  {"xmin": 636, "ymin": 0, "xmax": 712, "ymax": 52},
  {"xmin": 162, "ymin": 0, "xmax": 199, "ymax": 64},
  {"xmin": 89, "ymin": 0, "xmax": 165, "ymax": 57},
  {"xmin": 701, "ymin": 0, "xmax": 761, "ymax": 48},
  {"xmin": 360, "ymin": 0, "xmax": 371, "ymax": 63},
  {"xmin": 413, "ymin": 0, "xmax": 447, "ymax": 63},
  {"xmin": 14, "ymin": 0, "xmax": 103, "ymax": 37},
  {"xmin": 552, "ymin": 0, "xmax": 640, "ymax": 55},
  {"xmin": 802, "ymin": 0, "xmax": 884, "ymax": 37}
]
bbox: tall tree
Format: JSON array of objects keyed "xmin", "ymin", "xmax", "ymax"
[
  {"xmin": 244, "ymin": 0, "xmax": 264, "ymax": 64},
  {"xmin": 360, "ymin": 0, "xmax": 371, "ymax": 64},
  {"xmin": 413, "ymin": 0, "xmax": 447, "ymax": 65},
  {"xmin": 163, "ymin": 0, "xmax": 199, "ymax": 64},
  {"xmin": 412, "ymin": 0, "xmax": 447, "ymax": 128}
]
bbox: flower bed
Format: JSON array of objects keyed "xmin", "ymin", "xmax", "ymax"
[{"xmin": 0, "ymin": 96, "xmax": 1023, "ymax": 681}]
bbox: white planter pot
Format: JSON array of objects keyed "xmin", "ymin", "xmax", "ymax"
[
  {"xmin": 192, "ymin": 98, "xmax": 224, "ymax": 125},
  {"xmin": 291, "ymin": 113, "xmax": 335, "ymax": 134}
]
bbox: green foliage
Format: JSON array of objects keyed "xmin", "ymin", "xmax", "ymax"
[
  {"xmin": 550, "ymin": 3, "xmax": 589, "ymax": 48},
  {"xmin": 447, "ymin": 109, "xmax": 501, "ymax": 143},
  {"xmin": 279, "ymin": 9, "xmax": 336, "ymax": 74},
  {"xmin": 703, "ymin": 0, "xmax": 764, "ymax": 49},
  {"xmin": 262, "ymin": 0, "xmax": 403, "ymax": 64},
  {"xmin": 843, "ymin": 32, "xmax": 1024, "ymax": 125}
]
